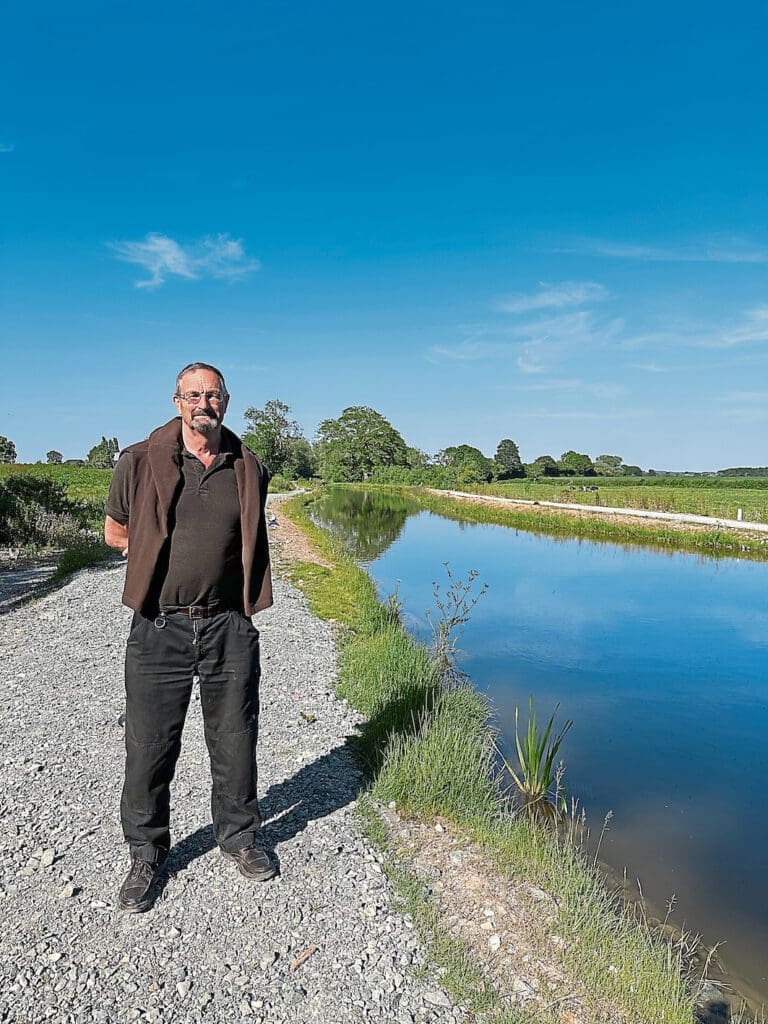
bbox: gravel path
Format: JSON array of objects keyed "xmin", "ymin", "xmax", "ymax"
[
  {"xmin": 0, "ymin": 562, "xmax": 463, "ymax": 1024},
  {"xmin": 0, "ymin": 558, "xmax": 59, "ymax": 612}
]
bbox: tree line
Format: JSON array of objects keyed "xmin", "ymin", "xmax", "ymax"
[
  {"xmin": 3, "ymin": 403, "xmax": 759, "ymax": 481},
  {"xmin": 237, "ymin": 401, "xmax": 646, "ymax": 485},
  {"xmin": 0, "ymin": 435, "xmax": 121, "ymax": 469},
  {"xmin": 0, "ymin": 409, "xmax": 654, "ymax": 482}
]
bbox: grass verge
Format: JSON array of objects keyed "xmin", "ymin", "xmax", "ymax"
[
  {"xmin": 356, "ymin": 796, "xmax": 536, "ymax": 1024},
  {"xmin": 279, "ymin": 492, "xmax": 697, "ymax": 1024}
]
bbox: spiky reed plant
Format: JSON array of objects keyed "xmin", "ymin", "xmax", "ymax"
[{"xmin": 497, "ymin": 697, "xmax": 573, "ymax": 825}]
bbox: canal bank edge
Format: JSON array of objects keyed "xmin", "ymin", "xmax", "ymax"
[
  {"xmin": 414, "ymin": 487, "xmax": 768, "ymax": 562},
  {"xmin": 270, "ymin": 492, "xmax": 704, "ymax": 1024}
]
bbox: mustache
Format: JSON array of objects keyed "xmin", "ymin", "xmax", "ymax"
[{"xmin": 191, "ymin": 411, "xmax": 220, "ymax": 432}]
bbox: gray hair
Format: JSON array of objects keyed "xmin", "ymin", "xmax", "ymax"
[{"xmin": 175, "ymin": 362, "xmax": 229, "ymax": 397}]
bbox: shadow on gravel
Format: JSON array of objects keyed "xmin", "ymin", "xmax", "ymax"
[
  {"xmin": 158, "ymin": 741, "xmax": 364, "ymax": 885},
  {"xmin": 163, "ymin": 825, "xmax": 218, "ymax": 876},
  {"xmin": 259, "ymin": 741, "xmax": 363, "ymax": 847},
  {"xmin": 0, "ymin": 556, "xmax": 124, "ymax": 616}
]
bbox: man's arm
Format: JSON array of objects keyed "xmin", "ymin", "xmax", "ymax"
[
  {"xmin": 104, "ymin": 515, "xmax": 129, "ymax": 557},
  {"xmin": 104, "ymin": 449, "xmax": 132, "ymax": 557}
]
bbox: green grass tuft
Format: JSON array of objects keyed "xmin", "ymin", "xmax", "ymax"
[{"xmin": 54, "ymin": 538, "xmax": 113, "ymax": 579}]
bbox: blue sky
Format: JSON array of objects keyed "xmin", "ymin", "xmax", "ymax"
[{"xmin": 2, "ymin": 1, "xmax": 767, "ymax": 469}]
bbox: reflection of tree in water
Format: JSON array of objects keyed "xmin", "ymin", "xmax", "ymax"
[{"xmin": 312, "ymin": 487, "xmax": 419, "ymax": 562}]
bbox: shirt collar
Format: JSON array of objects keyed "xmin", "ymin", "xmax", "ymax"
[{"xmin": 182, "ymin": 433, "xmax": 236, "ymax": 463}]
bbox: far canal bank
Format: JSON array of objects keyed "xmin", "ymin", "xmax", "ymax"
[{"xmin": 297, "ymin": 485, "xmax": 768, "ymax": 1016}]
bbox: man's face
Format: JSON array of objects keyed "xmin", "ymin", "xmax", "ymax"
[{"xmin": 173, "ymin": 369, "xmax": 229, "ymax": 436}]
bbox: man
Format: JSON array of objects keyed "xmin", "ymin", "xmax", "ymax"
[{"xmin": 104, "ymin": 362, "xmax": 275, "ymax": 913}]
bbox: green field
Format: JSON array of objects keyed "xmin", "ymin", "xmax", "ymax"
[
  {"xmin": 3, "ymin": 462, "xmax": 768, "ymax": 535},
  {"xmin": 0, "ymin": 463, "xmax": 113, "ymax": 504},
  {"xmin": 468, "ymin": 478, "xmax": 768, "ymax": 522}
]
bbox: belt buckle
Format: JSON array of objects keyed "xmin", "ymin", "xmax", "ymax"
[{"xmin": 187, "ymin": 604, "xmax": 205, "ymax": 619}]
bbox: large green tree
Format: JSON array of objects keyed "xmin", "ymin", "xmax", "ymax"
[
  {"xmin": 46, "ymin": 450, "xmax": 63, "ymax": 465},
  {"xmin": 494, "ymin": 438, "xmax": 524, "ymax": 478},
  {"xmin": 86, "ymin": 436, "xmax": 119, "ymax": 468},
  {"xmin": 558, "ymin": 450, "xmax": 595, "ymax": 476},
  {"xmin": 316, "ymin": 406, "xmax": 409, "ymax": 481},
  {"xmin": 528, "ymin": 455, "xmax": 559, "ymax": 478},
  {"xmin": 242, "ymin": 399, "xmax": 305, "ymax": 476},
  {"xmin": 0, "ymin": 436, "xmax": 17, "ymax": 464},
  {"xmin": 440, "ymin": 445, "xmax": 499, "ymax": 485},
  {"xmin": 282, "ymin": 435, "xmax": 317, "ymax": 479},
  {"xmin": 594, "ymin": 454, "xmax": 624, "ymax": 476},
  {"xmin": 406, "ymin": 446, "xmax": 430, "ymax": 470}
]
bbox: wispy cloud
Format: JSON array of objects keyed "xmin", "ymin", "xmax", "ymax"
[
  {"xmin": 556, "ymin": 237, "xmax": 768, "ymax": 264},
  {"xmin": 517, "ymin": 337, "xmax": 549, "ymax": 374},
  {"xmin": 719, "ymin": 307, "xmax": 768, "ymax": 346},
  {"xmin": 622, "ymin": 307, "xmax": 768, "ymax": 351},
  {"xmin": 719, "ymin": 390, "xmax": 768, "ymax": 403},
  {"xmin": 110, "ymin": 232, "xmax": 260, "ymax": 288},
  {"xmin": 523, "ymin": 408, "xmax": 647, "ymax": 420},
  {"xmin": 428, "ymin": 339, "xmax": 512, "ymax": 362},
  {"xmin": 499, "ymin": 280, "xmax": 608, "ymax": 313},
  {"xmin": 630, "ymin": 361, "xmax": 672, "ymax": 372},
  {"xmin": 0, "ymin": 142, "xmax": 15, "ymax": 153},
  {"xmin": 719, "ymin": 406, "xmax": 768, "ymax": 423},
  {"xmin": 506, "ymin": 378, "xmax": 626, "ymax": 399},
  {"xmin": 428, "ymin": 308, "xmax": 624, "ymax": 373}
]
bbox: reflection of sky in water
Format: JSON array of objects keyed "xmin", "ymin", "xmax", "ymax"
[{"xmin": 333, "ymin": 507, "xmax": 768, "ymax": 999}]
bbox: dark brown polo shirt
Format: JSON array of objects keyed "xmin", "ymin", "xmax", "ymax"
[{"xmin": 106, "ymin": 437, "xmax": 244, "ymax": 612}]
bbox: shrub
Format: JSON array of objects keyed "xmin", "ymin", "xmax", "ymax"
[
  {"xmin": 0, "ymin": 475, "xmax": 89, "ymax": 547},
  {"xmin": 268, "ymin": 473, "xmax": 293, "ymax": 492},
  {"xmin": 55, "ymin": 539, "xmax": 112, "ymax": 578}
]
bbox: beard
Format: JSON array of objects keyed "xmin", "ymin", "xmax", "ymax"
[{"xmin": 191, "ymin": 412, "xmax": 220, "ymax": 434}]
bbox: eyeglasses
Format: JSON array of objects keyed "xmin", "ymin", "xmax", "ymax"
[{"xmin": 176, "ymin": 390, "xmax": 225, "ymax": 405}]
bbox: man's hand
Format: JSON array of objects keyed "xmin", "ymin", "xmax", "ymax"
[{"xmin": 104, "ymin": 516, "xmax": 129, "ymax": 557}]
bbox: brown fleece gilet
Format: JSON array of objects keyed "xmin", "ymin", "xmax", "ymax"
[{"xmin": 118, "ymin": 417, "xmax": 273, "ymax": 617}]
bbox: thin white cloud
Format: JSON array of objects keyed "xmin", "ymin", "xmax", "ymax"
[
  {"xmin": 556, "ymin": 238, "xmax": 768, "ymax": 264},
  {"xmin": 429, "ymin": 308, "xmax": 624, "ymax": 373},
  {"xmin": 517, "ymin": 337, "xmax": 549, "ymax": 374},
  {"xmin": 516, "ymin": 377, "xmax": 582, "ymax": 392},
  {"xmin": 629, "ymin": 361, "xmax": 672, "ymax": 372},
  {"xmin": 509, "ymin": 378, "xmax": 626, "ymax": 399},
  {"xmin": 499, "ymin": 280, "xmax": 608, "ymax": 314},
  {"xmin": 523, "ymin": 408, "xmax": 648, "ymax": 420},
  {"xmin": 719, "ymin": 390, "xmax": 768, "ymax": 403},
  {"xmin": 110, "ymin": 232, "xmax": 260, "ymax": 288},
  {"xmin": 719, "ymin": 307, "xmax": 768, "ymax": 346},
  {"xmin": 514, "ymin": 310, "xmax": 625, "ymax": 374},
  {"xmin": 0, "ymin": 142, "xmax": 15, "ymax": 153},
  {"xmin": 428, "ymin": 339, "xmax": 511, "ymax": 362},
  {"xmin": 620, "ymin": 308, "xmax": 768, "ymax": 352},
  {"xmin": 719, "ymin": 406, "xmax": 768, "ymax": 422}
]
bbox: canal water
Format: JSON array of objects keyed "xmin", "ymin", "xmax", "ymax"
[{"xmin": 312, "ymin": 487, "xmax": 768, "ymax": 1006}]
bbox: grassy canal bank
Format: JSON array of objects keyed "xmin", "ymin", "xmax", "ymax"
[
  {"xmin": 278, "ymin": 491, "xmax": 699, "ymax": 1024},
  {"xmin": 407, "ymin": 485, "xmax": 768, "ymax": 562}
]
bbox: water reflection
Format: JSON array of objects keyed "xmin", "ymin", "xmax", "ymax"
[
  {"xmin": 311, "ymin": 486, "xmax": 420, "ymax": 563},
  {"xmin": 312, "ymin": 489, "xmax": 768, "ymax": 1006}
]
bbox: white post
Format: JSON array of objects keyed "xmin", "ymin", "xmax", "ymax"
[{"xmin": 737, "ymin": 508, "xmax": 743, "ymax": 521}]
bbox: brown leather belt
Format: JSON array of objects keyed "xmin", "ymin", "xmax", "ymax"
[{"xmin": 168, "ymin": 605, "xmax": 227, "ymax": 619}]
